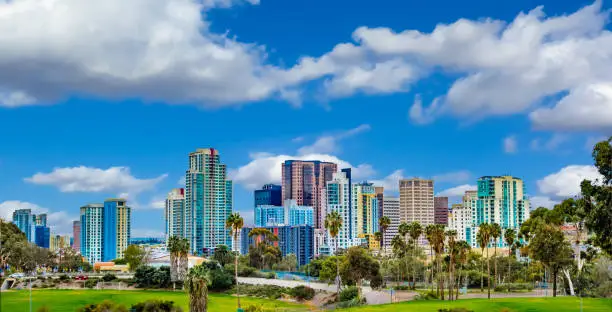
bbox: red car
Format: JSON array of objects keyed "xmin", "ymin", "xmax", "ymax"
[{"xmin": 74, "ymin": 275, "xmax": 88, "ymax": 281}]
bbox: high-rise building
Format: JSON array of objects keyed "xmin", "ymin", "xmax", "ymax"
[
  {"xmin": 463, "ymin": 190, "xmax": 478, "ymax": 247},
  {"xmin": 313, "ymin": 228, "xmax": 328, "ymax": 257},
  {"xmin": 472, "ymin": 176, "xmax": 530, "ymax": 248},
  {"xmin": 103, "ymin": 198, "xmax": 131, "ymax": 261},
  {"xmin": 434, "ymin": 197, "xmax": 449, "ymax": 225},
  {"xmin": 35, "ymin": 225, "xmax": 50, "ymax": 248},
  {"xmin": 375, "ymin": 187, "xmax": 384, "ymax": 221},
  {"xmin": 325, "ymin": 170, "xmax": 360, "ymax": 254},
  {"xmin": 241, "ymin": 225, "xmax": 314, "ymax": 266},
  {"xmin": 81, "ymin": 204, "xmax": 104, "ymax": 263},
  {"xmin": 281, "ymin": 160, "xmax": 337, "ymax": 229},
  {"xmin": 353, "ymin": 182, "xmax": 379, "ymax": 235},
  {"xmin": 449, "ymin": 204, "xmax": 472, "ymax": 243},
  {"xmin": 185, "ymin": 148, "xmax": 233, "ymax": 255},
  {"xmin": 72, "ymin": 221, "xmax": 81, "ymax": 252},
  {"xmin": 35, "ymin": 214, "xmax": 47, "ymax": 227},
  {"xmin": 12, "ymin": 209, "xmax": 33, "ymax": 242},
  {"xmin": 382, "ymin": 197, "xmax": 400, "ymax": 250},
  {"xmin": 254, "ymin": 184, "xmax": 282, "ymax": 206},
  {"xmin": 399, "ymin": 178, "xmax": 435, "ymax": 225},
  {"xmin": 254, "ymin": 199, "xmax": 314, "ymax": 227},
  {"xmin": 50, "ymin": 234, "xmax": 71, "ymax": 252},
  {"xmin": 165, "ymin": 188, "xmax": 185, "ymax": 241}
]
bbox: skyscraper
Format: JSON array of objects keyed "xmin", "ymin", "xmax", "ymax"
[
  {"xmin": 382, "ymin": 197, "xmax": 400, "ymax": 250},
  {"xmin": 185, "ymin": 148, "xmax": 233, "ymax": 255},
  {"xmin": 434, "ymin": 196, "xmax": 449, "ymax": 225},
  {"xmin": 449, "ymin": 203, "xmax": 472, "ymax": 243},
  {"xmin": 73, "ymin": 221, "xmax": 81, "ymax": 252},
  {"xmin": 281, "ymin": 160, "xmax": 337, "ymax": 229},
  {"xmin": 35, "ymin": 214, "xmax": 47, "ymax": 227},
  {"xmin": 254, "ymin": 199, "xmax": 314, "ymax": 227},
  {"xmin": 325, "ymin": 170, "xmax": 360, "ymax": 254},
  {"xmin": 254, "ymin": 184, "xmax": 282, "ymax": 206},
  {"xmin": 35, "ymin": 225, "xmax": 50, "ymax": 248},
  {"xmin": 399, "ymin": 178, "xmax": 435, "ymax": 226},
  {"xmin": 241, "ymin": 225, "xmax": 314, "ymax": 266},
  {"xmin": 165, "ymin": 188, "xmax": 185, "ymax": 241},
  {"xmin": 81, "ymin": 204, "xmax": 104, "ymax": 263},
  {"xmin": 353, "ymin": 182, "xmax": 379, "ymax": 235},
  {"xmin": 103, "ymin": 198, "xmax": 131, "ymax": 261},
  {"xmin": 12, "ymin": 209, "xmax": 33, "ymax": 242},
  {"xmin": 472, "ymin": 176, "xmax": 530, "ymax": 248},
  {"xmin": 375, "ymin": 186, "xmax": 384, "ymax": 221}
]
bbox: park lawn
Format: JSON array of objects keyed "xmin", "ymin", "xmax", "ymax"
[
  {"xmin": 0, "ymin": 289, "xmax": 310, "ymax": 311},
  {"xmin": 343, "ymin": 297, "xmax": 612, "ymax": 311}
]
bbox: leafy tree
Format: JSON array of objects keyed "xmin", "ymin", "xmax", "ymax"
[
  {"xmin": 185, "ymin": 265, "xmax": 210, "ymax": 312},
  {"xmin": 274, "ymin": 253, "xmax": 297, "ymax": 272},
  {"xmin": 226, "ymin": 212, "xmax": 244, "ymax": 309},
  {"xmin": 168, "ymin": 236, "xmax": 190, "ymax": 288},
  {"xmin": 124, "ymin": 244, "xmax": 148, "ymax": 271},
  {"xmin": 373, "ymin": 232, "xmax": 383, "ymax": 251},
  {"xmin": 340, "ymin": 247, "xmax": 382, "ymax": 299},
  {"xmin": 529, "ymin": 224, "xmax": 573, "ymax": 297},
  {"xmin": 325, "ymin": 211, "xmax": 343, "ymax": 298},
  {"xmin": 454, "ymin": 240, "xmax": 471, "ymax": 299},
  {"xmin": 212, "ymin": 245, "xmax": 233, "ymax": 267}
]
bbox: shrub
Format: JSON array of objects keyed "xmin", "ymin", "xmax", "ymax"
[
  {"xmin": 243, "ymin": 304, "xmax": 274, "ymax": 312},
  {"xmin": 236, "ymin": 284, "xmax": 287, "ymax": 299},
  {"xmin": 78, "ymin": 300, "xmax": 127, "ymax": 312},
  {"xmin": 36, "ymin": 306, "xmax": 50, "ymax": 312},
  {"xmin": 84, "ymin": 279, "xmax": 99, "ymax": 289},
  {"xmin": 265, "ymin": 272, "xmax": 276, "ymax": 279},
  {"xmin": 336, "ymin": 298, "xmax": 362, "ymax": 308},
  {"xmin": 414, "ymin": 291, "xmax": 439, "ymax": 301},
  {"xmin": 494, "ymin": 283, "xmax": 533, "ymax": 292},
  {"xmin": 208, "ymin": 267, "xmax": 235, "ymax": 291},
  {"xmin": 134, "ymin": 266, "xmax": 171, "ymax": 288},
  {"xmin": 290, "ymin": 285, "xmax": 315, "ymax": 301},
  {"xmin": 131, "ymin": 300, "xmax": 182, "ymax": 312},
  {"xmin": 339, "ymin": 286, "xmax": 359, "ymax": 302},
  {"xmin": 393, "ymin": 285, "xmax": 410, "ymax": 291},
  {"xmin": 102, "ymin": 273, "xmax": 117, "ymax": 282},
  {"xmin": 59, "ymin": 274, "xmax": 70, "ymax": 282}
]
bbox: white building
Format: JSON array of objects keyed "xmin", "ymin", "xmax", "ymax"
[
  {"xmin": 165, "ymin": 188, "xmax": 185, "ymax": 242},
  {"xmin": 325, "ymin": 171, "xmax": 361, "ymax": 254},
  {"xmin": 382, "ymin": 197, "xmax": 400, "ymax": 251},
  {"xmin": 449, "ymin": 203, "xmax": 472, "ymax": 243}
]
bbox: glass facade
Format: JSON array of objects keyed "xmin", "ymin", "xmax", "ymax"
[
  {"xmin": 241, "ymin": 225, "xmax": 314, "ymax": 266},
  {"xmin": 12, "ymin": 209, "xmax": 33, "ymax": 242}
]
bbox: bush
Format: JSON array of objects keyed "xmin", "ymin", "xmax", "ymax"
[
  {"xmin": 393, "ymin": 285, "xmax": 410, "ymax": 291},
  {"xmin": 265, "ymin": 272, "xmax": 276, "ymax": 279},
  {"xmin": 494, "ymin": 283, "xmax": 533, "ymax": 292},
  {"xmin": 131, "ymin": 300, "xmax": 182, "ymax": 312},
  {"xmin": 336, "ymin": 298, "xmax": 362, "ymax": 308},
  {"xmin": 243, "ymin": 304, "xmax": 274, "ymax": 312},
  {"xmin": 290, "ymin": 285, "xmax": 315, "ymax": 301},
  {"xmin": 84, "ymin": 279, "xmax": 99, "ymax": 289},
  {"xmin": 134, "ymin": 266, "xmax": 171, "ymax": 288},
  {"xmin": 235, "ymin": 284, "xmax": 287, "ymax": 299},
  {"xmin": 208, "ymin": 267, "xmax": 235, "ymax": 291},
  {"xmin": 78, "ymin": 300, "xmax": 127, "ymax": 312},
  {"xmin": 414, "ymin": 291, "xmax": 439, "ymax": 301},
  {"xmin": 339, "ymin": 286, "xmax": 359, "ymax": 302},
  {"xmin": 59, "ymin": 274, "xmax": 70, "ymax": 281},
  {"xmin": 102, "ymin": 273, "xmax": 117, "ymax": 282}
]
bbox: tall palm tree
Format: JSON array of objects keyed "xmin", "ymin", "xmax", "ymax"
[
  {"xmin": 455, "ymin": 240, "xmax": 471, "ymax": 299},
  {"xmin": 167, "ymin": 236, "xmax": 181, "ymax": 289},
  {"xmin": 178, "ymin": 237, "xmax": 190, "ymax": 284},
  {"xmin": 226, "ymin": 212, "xmax": 243, "ymax": 309},
  {"xmin": 324, "ymin": 211, "xmax": 343, "ymax": 299},
  {"xmin": 424, "ymin": 224, "xmax": 436, "ymax": 292},
  {"xmin": 504, "ymin": 228, "xmax": 516, "ymax": 283},
  {"xmin": 407, "ymin": 221, "xmax": 423, "ymax": 289},
  {"xmin": 445, "ymin": 230, "xmax": 457, "ymax": 300},
  {"xmin": 185, "ymin": 265, "xmax": 210, "ymax": 312},
  {"xmin": 390, "ymin": 234, "xmax": 406, "ymax": 282},
  {"xmin": 427, "ymin": 224, "xmax": 446, "ymax": 299},
  {"xmin": 398, "ymin": 222, "xmax": 410, "ymax": 285},
  {"xmin": 378, "ymin": 216, "xmax": 391, "ymax": 253},
  {"xmin": 374, "ymin": 232, "xmax": 383, "ymax": 252},
  {"xmin": 490, "ymin": 223, "xmax": 501, "ymax": 287},
  {"xmin": 478, "ymin": 223, "xmax": 492, "ymax": 299}
]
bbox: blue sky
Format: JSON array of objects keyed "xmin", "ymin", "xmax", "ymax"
[{"xmin": 0, "ymin": 0, "xmax": 610, "ymax": 237}]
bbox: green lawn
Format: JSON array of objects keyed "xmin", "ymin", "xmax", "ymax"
[
  {"xmin": 0, "ymin": 289, "xmax": 310, "ymax": 311},
  {"xmin": 344, "ymin": 297, "xmax": 612, "ymax": 311}
]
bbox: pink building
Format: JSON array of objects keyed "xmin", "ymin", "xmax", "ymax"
[{"xmin": 73, "ymin": 220, "xmax": 81, "ymax": 252}]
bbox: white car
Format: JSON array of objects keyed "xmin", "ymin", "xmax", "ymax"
[{"xmin": 9, "ymin": 273, "xmax": 25, "ymax": 278}]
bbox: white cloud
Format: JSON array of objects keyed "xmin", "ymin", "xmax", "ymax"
[
  {"xmin": 530, "ymin": 134, "xmax": 569, "ymax": 151},
  {"xmin": 230, "ymin": 153, "xmax": 375, "ymax": 190},
  {"xmin": 504, "ymin": 135, "xmax": 518, "ymax": 154},
  {"xmin": 0, "ymin": 200, "xmax": 76, "ymax": 235},
  {"xmin": 409, "ymin": 95, "xmax": 441, "ymax": 125},
  {"xmin": 371, "ymin": 170, "xmax": 404, "ymax": 193},
  {"xmin": 530, "ymin": 83, "xmax": 612, "ymax": 131},
  {"xmin": 537, "ymin": 165, "xmax": 603, "ymax": 197},
  {"xmin": 297, "ymin": 124, "xmax": 371, "ymax": 155},
  {"xmin": 25, "ymin": 166, "xmax": 167, "ymax": 194},
  {"xmin": 530, "ymin": 196, "xmax": 558, "ymax": 209},
  {"xmin": 433, "ymin": 170, "xmax": 471, "ymax": 183},
  {"xmin": 437, "ymin": 184, "xmax": 477, "ymax": 197}
]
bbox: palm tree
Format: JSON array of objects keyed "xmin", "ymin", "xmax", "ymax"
[
  {"xmin": 424, "ymin": 224, "xmax": 436, "ymax": 292},
  {"xmin": 504, "ymin": 228, "xmax": 516, "ymax": 283},
  {"xmin": 490, "ymin": 223, "xmax": 501, "ymax": 287},
  {"xmin": 398, "ymin": 222, "xmax": 410, "ymax": 285},
  {"xmin": 226, "ymin": 212, "xmax": 243, "ymax": 309},
  {"xmin": 378, "ymin": 216, "xmax": 391, "ymax": 253},
  {"xmin": 178, "ymin": 237, "xmax": 190, "ymax": 284},
  {"xmin": 407, "ymin": 221, "xmax": 423, "ymax": 289},
  {"xmin": 476, "ymin": 228, "xmax": 486, "ymax": 293},
  {"xmin": 185, "ymin": 265, "xmax": 210, "ymax": 312},
  {"xmin": 167, "ymin": 236, "xmax": 181, "ymax": 289},
  {"xmin": 374, "ymin": 232, "xmax": 383, "ymax": 252},
  {"xmin": 427, "ymin": 224, "xmax": 446, "ymax": 299},
  {"xmin": 445, "ymin": 230, "xmax": 457, "ymax": 300},
  {"xmin": 478, "ymin": 223, "xmax": 492, "ymax": 299},
  {"xmin": 324, "ymin": 211, "xmax": 343, "ymax": 299},
  {"xmin": 455, "ymin": 240, "xmax": 471, "ymax": 299}
]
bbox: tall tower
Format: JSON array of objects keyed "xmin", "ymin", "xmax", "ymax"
[
  {"xmin": 399, "ymin": 178, "xmax": 435, "ymax": 226},
  {"xmin": 353, "ymin": 182, "xmax": 379, "ymax": 235},
  {"xmin": 80, "ymin": 204, "xmax": 104, "ymax": 264},
  {"xmin": 254, "ymin": 184, "xmax": 282, "ymax": 206},
  {"xmin": 185, "ymin": 148, "xmax": 233, "ymax": 255},
  {"xmin": 12, "ymin": 209, "xmax": 33, "ymax": 242},
  {"xmin": 382, "ymin": 197, "xmax": 400, "ymax": 250},
  {"xmin": 72, "ymin": 221, "xmax": 81, "ymax": 252},
  {"xmin": 473, "ymin": 176, "xmax": 530, "ymax": 248},
  {"xmin": 281, "ymin": 160, "xmax": 337, "ymax": 229},
  {"xmin": 165, "ymin": 188, "xmax": 185, "ymax": 241},
  {"xmin": 325, "ymin": 171, "xmax": 359, "ymax": 254},
  {"xmin": 434, "ymin": 197, "xmax": 449, "ymax": 225},
  {"xmin": 103, "ymin": 198, "xmax": 131, "ymax": 261}
]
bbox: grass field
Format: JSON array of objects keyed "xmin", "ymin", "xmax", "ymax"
[
  {"xmin": 2, "ymin": 289, "xmax": 611, "ymax": 311},
  {"xmin": 0, "ymin": 289, "xmax": 310, "ymax": 311}
]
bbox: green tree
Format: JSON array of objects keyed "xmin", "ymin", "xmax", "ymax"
[
  {"xmin": 504, "ymin": 228, "xmax": 516, "ymax": 281},
  {"xmin": 426, "ymin": 224, "xmax": 446, "ymax": 299},
  {"xmin": 373, "ymin": 232, "xmax": 383, "ymax": 252},
  {"xmin": 445, "ymin": 230, "xmax": 457, "ymax": 300},
  {"xmin": 340, "ymin": 246, "xmax": 382, "ymax": 299},
  {"xmin": 490, "ymin": 223, "xmax": 501, "ymax": 287},
  {"xmin": 124, "ymin": 245, "xmax": 148, "ymax": 272},
  {"xmin": 225, "ymin": 212, "xmax": 243, "ymax": 309},
  {"xmin": 212, "ymin": 245, "xmax": 233, "ymax": 267},
  {"xmin": 167, "ymin": 236, "xmax": 190, "ymax": 288},
  {"xmin": 529, "ymin": 224, "xmax": 573, "ymax": 297},
  {"xmin": 324, "ymin": 211, "xmax": 343, "ymax": 299},
  {"xmin": 185, "ymin": 265, "xmax": 210, "ymax": 312},
  {"xmin": 455, "ymin": 240, "xmax": 471, "ymax": 299},
  {"xmin": 407, "ymin": 221, "xmax": 423, "ymax": 289},
  {"xmin": 478, "ymin": 223, "xmax": 492, "ymax": 298},
  {"xmin": 378, "ymin": 216, "xmax": 391, "ymax": 252}
]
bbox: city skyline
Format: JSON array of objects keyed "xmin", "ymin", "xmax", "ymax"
[{"xmin": 1, "ymin": 0, "xmax": 609, "ymax": 238}]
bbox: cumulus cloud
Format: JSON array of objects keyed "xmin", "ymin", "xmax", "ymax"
[
  {"xmin": 504, "ymin": 136, "xmax": 518, "ymax": 154},
  {"xmin": 229, "ymin": 153, "xmax": 375, "ymax": 190},
  {"xmin": 433, "ymin": 170, "xmax": 471, "ymax": 183},
  {"xmin": 0, "ymin": 200, "xmax": 76, "ymax": 235},
  {"xmin": 437, "ymin": 184, "xmax": 477, "ymax": 197},
  {"xmin": 371, "ymin": 170, "xmax": 405, "ymax": 193},
  {"xmin": 537, "ymin": 165, "xmax": 603, "ymax": 197},
  {"xmin": 297, "ymin": 124, "xmax": 371, "ymax": 155},
  {"xmin": 25, "ymin": 166, "xmax": 167, "ymax": 194},
  {"xmin": 530, "ymin": 196, "xmax": 558, "ymax": 209}
]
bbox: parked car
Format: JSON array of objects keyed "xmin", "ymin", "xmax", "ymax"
[
  {"xmin": 9, "ymin": 273, "xmax": 25, "ymax": 278},
  {"xmin": 74, "ymin": 275, "xmax": 88, "ymax": 281}
]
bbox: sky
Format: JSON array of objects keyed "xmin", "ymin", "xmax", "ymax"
[{"xmin": 0, "ymin": 0, "xmax": 610, "ymax": 237}]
